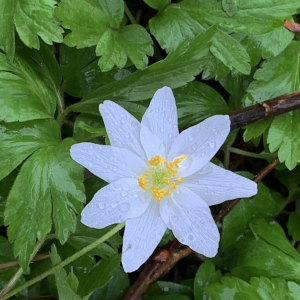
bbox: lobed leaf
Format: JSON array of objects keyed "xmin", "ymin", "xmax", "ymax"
[{"xmin": 5, "ymin": 138, "xmax": 85, "ymax": 270}]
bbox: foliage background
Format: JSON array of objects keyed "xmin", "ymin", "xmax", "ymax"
[{"xmin": 1, "ymin": 0, "xmax": 300, "ymax": 299}]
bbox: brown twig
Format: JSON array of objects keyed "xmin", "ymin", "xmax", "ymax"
[
  {"xmin": 284, "ymin": 20, "xmax": 300, "ymax": 33},
  {"xmin": 121, "ymin": 158, "xmax": 280, "ymax": 300},
  {"xmin": 228, "ymin": 91, "xmax": 300, "ymax": 129},
  {"xmin": 0, "ymin": 253, "xmax": 50, "ymax": 270}
]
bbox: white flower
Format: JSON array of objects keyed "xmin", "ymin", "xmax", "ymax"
[{"xmin": 70, "ymin": 87, "xmax": 257, "ymax": 273}]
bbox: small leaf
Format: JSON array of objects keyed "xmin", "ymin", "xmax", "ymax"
[
  {"xmin": 78, "ymin": 254, "xmax": 121, "ymax": 297},
  {"xmin": 96, "ymin": 24, "xmax": 153, "ymax": 71},
  {"xmin": 194, "ymin": 260, "xmax": 222, "ymax": 300},
  {"xmin": 50, "ymin": 244, "xmax": 82, "ymax": 300},
  {"xmin": 56, "ymin": 0, "xmax": 153, "ymax": 71},
  {"xmin": 287, "ymin": 212, "xmax": 300, "ymax": 242},
  {"xmin": 222, "ymin": 183, "xmax": 287, "ymax": 248}
]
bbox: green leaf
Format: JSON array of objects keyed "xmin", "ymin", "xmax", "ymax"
[
  {"xmin": 56, "ymin": 0, "xmax": 153, "ymax": 71},
  {"xmin": 210, "ymin": 29, "xmax": 251, "ymax": 74},
  {"xmin": 181, "ymin": 0, "xmax": 298, "ymax": 35},
  {"xmin": 0, "ymin": 119, "xmax": 61, "ymax": 182},
  {"xmin": 242, "ymin": 41, "xmax": 300, "ymax": 170},
  {"xmin": 71, "ymin": 26, "xmax": 216, "ymax": 114},
  {"xmin": 0, "ymin": 52, "xmax": 58, "ymax": 122},
  {"xmin": 0, "ymin": 1, "xmax": 15, "ymax": 61},
  {"xmin": 16, "ymin": 39, "xmax": 62, "ymax": 92},
  {"xmin": 205, "ymin": 276, "xmax": 297, "ymax": 300},
  {"xmin": 78, "ymin": 254, "xmax": 121, "ymax": 298},
  {"xmin": 194, "ymin": 260, "xmax": 222, "ymax": 300},
  {"xmin": 149, "ymin": 3, "xmax": 206, "ymax": 53},
  {"xmin": 144, "ymin": 0, "xmax": 170, "ymax": 10},
  {"xmin": 67, "ymin": 219, "xmax": 119, "ymax": 259},
  {"xmin": 145, "ymin": 282, "xmax": 194, "ymax": 299},
  {"xmin": 233, "ymin": 25, "xmax": 294, "ymax": 67},
  {"xmin": 0, "ymin": 0, "xmax": 63, "ymax": 60},
  {"xmin": 243, "ymin": 120, "xmax": 272, "ymax": 143},
  {"xmin": 5, "ymin": 138, "xmax": 85, "ymax": 270},
  {"xmin": 50, "ymin": 244, "xmax": 82, "ymax": 300},
  {"xmin": 288, "ymin": 281, "xmax": 300, "ymax": 300},
  {"xmin": 231, "ymin": 219, "xmax": 300, "ymax": 283},
  {"xmin": 175, "ymin": 81, "xmax": 231, "ymax": 130},
  {"xmin": 267, "ymin": 111, "xmax": 300, "ymax": 170},
  {"xmin": 85, "ymin": 0, "xmax": 124, "ymax": 28},
  {"xmin": 89, "ymin": 266, "xmax": 129, "ymax": 300},
  {"xmin": 222, "ymin": 182, "xmax": 287, "ymax": 248},
  {"xmin": 222, "ymin": 0, "xmax": 238, "ymax": 17},
  {"xmin": 243, "ymin": 41, "xmax": 300, "ymax": 106},
  {"xmin": 159, "ymin": 229, "xmax": 175, "ymax": 247},
  {"xmin": 96, "ymin": 24, "xmax": 153, "ymax": 71},
  {"xmin": 288, "ymin": 212, "xmax": 300, "ymax": 241},
  {"xmin": 204, "ymin": 277, "xmax": 260, "ymax": 300},
  {"xmin": 60, "ymin": 45, "xmax": 133, "ymax": 98}
]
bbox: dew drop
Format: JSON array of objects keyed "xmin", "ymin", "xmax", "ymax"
[
  {"xmin": 148, "ymin": 109, "xmax": 153, "ymax": 114},
  {"xmin": 187, "ymin": 234, "xmax": 195, "ymax": 241},
  {"xmin": 121, "ymin": 190, "xmax": 128, "ymax": 196},
  {"xmin": 122, "ymin": 163, "xmax": 126, "ymax": 168},
  {"xmin": 209, "ymin": 140, "xmax": 216, "ymax": 148},
  {"xmin": 112, "ymin": 166, "xmax": 117, "ymax": 172},
  {"xmin": 171, "ymin": 215, "xmax": 178, "ymax": 223},
  {"xmin": 168, "ymin": 116, "xmax": 172, "ymax": 123},
  {"xmin": 99, "ymin": 202, "xmax": 105, "ymax": 210},
  {"xmin": 121, "ymin": 119, "xmax": 126, "ymax": 124},
  {"xmin": 119, "ymin": 202, "xmax": 130, "ymax": 212},
  {"xmin": 88, "ymin": 162, "xmax": 93, "ymax": 168},
  {"xmin": 122, "ymin": 184, "xmax": 129, "ymax": 191},
  {"xmin": 133, "ymin": 193, "xmax": 139, "ymax": 198},
  {"xmin": 192, "ymin": 144, "xmax": 197, "ymax": 150},
  {"xmin": 111, "ymin": 202, "xmax": 117, "ymax": 208},
  {"xmin": 188, "ymin": 135, "xmax": 194, "ymax": 141},
  {"xmin": 112, "ymin": 182, "xmax": 122, "ymax": 190},
  {"xmin": 168, "ymin": 133, "xmax": 172, "ymax": 139}
]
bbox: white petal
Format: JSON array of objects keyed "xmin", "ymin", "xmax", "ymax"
[
  {"xmin": 140, "ymin": 87, "xmax": 179, "ymax": 159},
  {"xmin": 167, "ymin": 115, "xmax": 230, "ymax": 177},
  {"xmin": 122, "ymin": 200, "xmax": 167, "ymax": 272},
  {"xmin": 81, "ymin": 178, "xmax": 152, "ymax": 229},
  {"xmin": 160, "ymin": 186, "xmax": 219, "ymax": 257},
  {"xmin": 99, "ymin": 101, "xmax": 147, "ymax": 160},
  {"xmin": 71, "ymin": 143, "xmax": 147, "ymax": 183},
  {"xmin": 182, "ymin": 163, "xmax": 257, "ymax": 206}
]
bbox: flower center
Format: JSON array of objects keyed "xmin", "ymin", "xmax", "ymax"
[{"xmin": 138, "ymin": 154, "xmax": 186, "ymax": 201}]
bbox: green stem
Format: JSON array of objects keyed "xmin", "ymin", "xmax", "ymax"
[
  {"xmin": 0, "ymin": 235, "xmax": 55, "ymax": 297},
  {"xmin": 228, "ymin": 147, "xmax": 277, "ymax": 159},
  {"xmin": 224, "ymin": 147, "xmax": 230, "ymax": 170},
  {"xmin": 124, "ymin": 3, "xmax": 137, "ymax": 24},
  {"xmin": 0, "ymin": 223, "xmax": 125, "ymax": 300}
]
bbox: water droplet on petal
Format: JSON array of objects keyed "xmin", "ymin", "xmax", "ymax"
[
  {"xmin": 99, "ymin": 203, "xmax": 105, "ymax": 209},
  {"xmin": 88, "ymin": 162, "xmax": 93, "ymax": 168},
  {"xmin": 119, "ymin": 202, "xmax": 130, "ymax": 212},
  {"xmin": 121, "ymin": 190, "xmax": 128, "ymax": 196},
  {"xmin": 111, "ymin": 202, "xmax": 117, "ymax": 208},
  {"xmin": 192, "ymin": 144, "xmax": 197, "ymax": 150},
  {"xmin": 122, "ymin": 184, "xmax": 129, "ymax": 191},
  {"xmin": 188, "ymin": 135, "xmax": 194, "ymax": 141},
  {"xmin": 168, "ymin": 133, "xmax": 172, "ymax": 139},
  {"xmin": 168, "ymin": 117, "xmax": 172, "ymax": 123},
  {"xmin": 112, "ymin": 166, "xmax": 117, "ymax": 172},
  {"xmin": 187, "ymin": 234, "xmax": 195, "ymax": 241},
  {"xmin": 209, "ymin": 140, "xmax": 216, "ymax": 148}
]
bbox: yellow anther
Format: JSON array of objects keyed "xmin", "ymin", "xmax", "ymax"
[
  {"xmin": 138, "ymin": 154, "xmax": 186, "ymax": 201},
  {"xmin": 148, "ymin": 155, "xmax": 166, "ymax": 167}
]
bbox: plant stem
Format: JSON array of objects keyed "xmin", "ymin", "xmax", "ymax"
[
  {"xmin": 0, "ymin": 223, "xmax": 125, "ymax": 300},
  {"xmin": 56, "ymin": 86, "xmax": 66, "ymax": 126},
  {"xmin": 223, "ymin": 147, "xmax": 230, "ymax": 169},
  {"xmin": 124, "ymin": 3, "xmax": 137, "ymax": 24},
  {"xmin": 228, "ymin": 147, "xmax": 277, "ymax": 159}
]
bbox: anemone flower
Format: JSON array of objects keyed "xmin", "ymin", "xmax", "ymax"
[{"xmin": 70, "ymin": 86, "xmax": 257, "ymax": 272}]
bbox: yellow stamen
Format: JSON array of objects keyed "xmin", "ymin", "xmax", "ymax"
[{"xmin": 138, "ymin": 154, "xmax": 186, "ymax": 201}]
